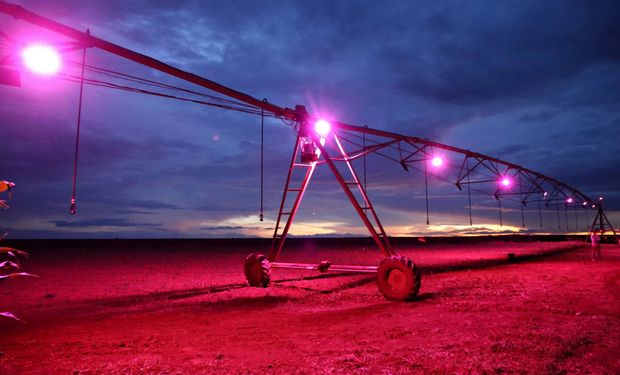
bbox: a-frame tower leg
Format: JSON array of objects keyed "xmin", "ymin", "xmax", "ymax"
[
  {"xmin": 268, "ymin": 127, "xmax": 395, "ymax": 261},
  {"xmin": 268, "ymin": 132, "xmax": 318, "ymax": 261},
  {"xmin": 311, "ymin": 132, "xmax": 395, "ymax": 257},
  {"xmin": 588, "ymin": 204, "xmax": 619, "ymax": 245}
]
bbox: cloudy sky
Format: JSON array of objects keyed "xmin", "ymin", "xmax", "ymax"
[{"xmin": 1, "ymin": 0, "xmax": 618, "ymax": 239}]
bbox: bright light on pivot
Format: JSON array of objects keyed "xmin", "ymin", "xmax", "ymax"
[
  {"xmin": 314, "ymin": 119, "xmax": 331, "ymax": 137},
  {"xmin": 22, "ymin": 44, "xmax": 61, "ymax": 75},
  {"xmin": 566, "ymin": 198, "xmax": 573, "ymax": 203},
  {"xmin": 500, "ymin": 178, "xmax": 511, "ymax": 187},
  {"xmin": 431, "ymin": 156, "xmax": 443, "ymax": 167}
]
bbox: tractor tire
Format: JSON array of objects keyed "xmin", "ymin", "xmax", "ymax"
[
  {"xmin": 244, "ymin": 253, "xmax": 271, "ymax": 287},
  {"xmin": 376, "ymin": 255, "xmax": 421, "ymax": 301}
]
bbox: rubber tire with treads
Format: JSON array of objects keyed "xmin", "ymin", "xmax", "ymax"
[
  {"xmin": 244, "ymin": 253, "xmax": 271, "ymax": 287},
  {"xmin": 376, "ymin": 255, "xmax": 421, "ymax": 300}
]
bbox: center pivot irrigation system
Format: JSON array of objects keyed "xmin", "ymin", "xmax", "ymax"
[{"xmin": 1, "ymin": 2, "xmax": 617, "ymax": 300}]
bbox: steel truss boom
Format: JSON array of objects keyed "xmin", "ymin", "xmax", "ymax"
[
  {"xmin": 0, "ymin": 1, "xmax": 600, "ymax": 209},
  {"xmin": 331, "ymin": 123, "xmax": 595, "ymax": 207}
]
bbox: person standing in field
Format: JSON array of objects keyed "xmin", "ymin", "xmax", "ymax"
[{"xmin": 590, "ymin": 230, "xmax": 601, "ymax": 261}]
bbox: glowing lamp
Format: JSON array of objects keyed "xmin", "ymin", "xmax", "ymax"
[
  {"xmin": 21, "ymin": 44, "xmax": 61, "ymax": 75},
  {"xmin": 583, "ymin": 202, "xmax": 587, "ymax": 206},
  {"xmin": 314, "ymin": 119, "xmax": 331, "ymax": 137},
  {"xmin": 431, "ymin": 156, "xmax": 443, "ymax": 167},
  {"xmin": 543, "ymin": 191, "xmax": 548, "ymax": 197},
  {"xmin": 500, "ymin": 177, "xmax": 511, "ymax": 187},
  {"xmin": 566, "ymin": 198, "xmax": 573, "ymax": 204}
]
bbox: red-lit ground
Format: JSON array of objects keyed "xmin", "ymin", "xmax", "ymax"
[{"xmin": 1, "ymin": 240, "xmax": 619, "ymax": 374}]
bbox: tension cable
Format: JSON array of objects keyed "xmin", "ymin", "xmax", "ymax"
[
  {"xmin": 69, "ymin": 31, "xmax": 89, "ymax": 215},
  {"xmin": 363, "ymin": 125, "xmax": 367, "ymax": 193},
  {"xmin": 259, "ymin": 99, "xmax": 266, "ymax": 221}
]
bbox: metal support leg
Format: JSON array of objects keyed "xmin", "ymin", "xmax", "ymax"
[
  {"xmin": 269, "ymin": 126, "xmax": 396, "ymax": 263},
  {"xmin": 268, "ymin": 133, "xmax": 318, "ymax": 261},
  {"xmin": 313, "ymin": 132, "xmax": 394, "ymax": 257}
]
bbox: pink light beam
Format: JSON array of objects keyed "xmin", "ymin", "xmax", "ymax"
[
  {"xmin": 431, "ymin": 156, "xmax": 443, "ymax": 168},
  {"xmin": 500, "ymin": 177, "xmax": 511, "ymax": 187},
  {"xmin": 21, "ymin": 44, "xmax": 61, "ymax": 75},
  {"xmin": 314, "ymin": 119, "xmax": 331, "ymax": 137}
]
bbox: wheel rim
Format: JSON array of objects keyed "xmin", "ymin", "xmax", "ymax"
[{"xmin": 387, "ymin": 268, "xmax": 407, "ymax": 293}]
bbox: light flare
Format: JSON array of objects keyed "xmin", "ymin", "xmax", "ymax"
[
  {"xmin": 314, "ymin": 119, "xmax": 331, "ymax": 137},
  {"xmin": 431, "ymin": 156, "xmax": 443, "ymax": 167},
  {"xmin": 21, "ymin": 44, "xmax": 61, "ymax": 75}
]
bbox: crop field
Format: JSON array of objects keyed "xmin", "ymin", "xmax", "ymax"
[{"xmin": 1, "ymin": 239, "xmax": 619, "ymax": 374}]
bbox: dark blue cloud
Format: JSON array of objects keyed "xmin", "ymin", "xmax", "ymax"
[
  {"xmin": 51, "ymin": 218, "xmax": 161, "ymax": 228},
  {"xmin": 127, "ymin": 199, "xmax": 186, "ymax": 210},
  {"xmin": 200, "ymin": 225, "xmax": 264, "ymax": 231}
]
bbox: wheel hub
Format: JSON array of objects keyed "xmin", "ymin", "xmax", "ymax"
[{"xmin": 387, "ymin": 269, "xmax": 407, "ymax": 292}]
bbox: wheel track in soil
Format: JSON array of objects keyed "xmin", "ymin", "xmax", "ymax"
[
  {"xmin": 546, "ymin": 335, "xmax": 595, "ymax": 374},
  {"xmin": 8, "ymin": 243, "xmax": 585, "ymax": 326}
]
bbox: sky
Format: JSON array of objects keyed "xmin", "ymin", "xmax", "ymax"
[{"xmin": 0, "ymin": 0, "xmax": 619, "ymax": 239}]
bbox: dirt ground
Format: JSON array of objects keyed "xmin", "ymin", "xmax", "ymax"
[{"xmin": 0, "ymin": 239, "xmax": 619, "ymax": 374}]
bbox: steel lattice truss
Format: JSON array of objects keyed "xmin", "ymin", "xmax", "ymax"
[
  {"xmin": 332, "ymin": 123, "xmax": 595, "ymax": 208},
  {"xmin": 265, "ymin": 110, "xmax": 608, "ymax": 263}
]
